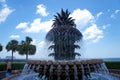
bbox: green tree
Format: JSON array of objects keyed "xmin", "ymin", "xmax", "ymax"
[
  {"xmin": 0, "ymin": 43, "xmax": 3, "ymax": 52},
  {"xmin": 18, "ymin": 36, "xmax": 36, "ymax": 61},
  {"xmin": 46, "ymin": 9, "xmax": 83, "ymax": 60},
  {"xmin": 6, "ymin": 40, "xmax": 18, "ymax": 62}
]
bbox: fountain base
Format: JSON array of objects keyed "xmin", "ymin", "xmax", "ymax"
[
  {"xmin": 5, "ymin": 59, "xmax": 120, "ymax": 80},
  {"xmin": 21, "ymin": 59, "xmax": 108, "ymax": 80}
]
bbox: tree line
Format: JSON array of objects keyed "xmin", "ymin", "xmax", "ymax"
[{"xmin": 0, "ymin": 36, "xmax": 36, "ymax": 62}]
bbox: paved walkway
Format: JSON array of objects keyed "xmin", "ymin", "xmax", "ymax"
[{"xmin": 0, "ymin": 71, "xmax": 6, "ymax": 80}]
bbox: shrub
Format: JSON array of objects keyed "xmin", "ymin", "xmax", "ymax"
[
  {"xmin": 0, "ymin": 62, "xmax": 25, "ymax": 71},
  {"xmin": 105, "ymin": 61, "xmax": 120, "ymax": 69}
]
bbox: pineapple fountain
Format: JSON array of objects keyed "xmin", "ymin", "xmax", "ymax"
[{"xmin": 9, "ymin": 9, "xmax": 120, "ymax": 80}]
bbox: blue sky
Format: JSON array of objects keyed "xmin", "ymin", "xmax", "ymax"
[{"xmin": 0, "ymin": 0, "xmax": 120, "ymax": 59}]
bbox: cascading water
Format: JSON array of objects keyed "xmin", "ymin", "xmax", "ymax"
[
  {"xmin": 73, "ymin": 64, "xmax": 78, "ymax": 80},
  {"xmin": 57, "ymin": 64, "xmax": 62, "ymax": 80},
  {"xmin": 11, "ymin": 59, "xmax": 120, "ymax": 80},
  {"xmin": 49, "ymin": 64, "xmax": 53, "ymax": 80},
  {"xmin": 21, "ymin": 63, "xmax": 28, "ymax": 75},
  {"xmin": 81, "ymin": 64, "xmax": 85, "ymax": 80}
]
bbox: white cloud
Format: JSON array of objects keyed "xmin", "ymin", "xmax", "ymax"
[
  {"xmin": 70, "ymin": 9, "xmax": 104, "ymax": 43},
  {"xmin": 17, "ymin": 9, "xmax": 95, "ymax": 33},
  {"xmin": 10, "ymin": 35, "xmax": 20, "ymax": 39},
  {"xmin": 16, "ymin": 18, "xmax": 53, "ymax": 33},
  {"xmin": 0, "ymin": 5, "xmax": 14, "ymax": 23},
  {"xmin": 92, "ymin": 35, "xmax": 104, "ymax": 43},
  {"xmin": 0, "ymin": 0, "xmax": 14, "ymax": 23},
  {"xmin": 83, "ymin": 24, "xmax": 104, "ymax": 43},
  {"xmin": 96, "ymin": 12, "xmax": 103, "ymax": 20},
  {"xmin": 70, "ymin": 9, "xmax": 94, "ymax": 27},
  {"xmin": 16, "ymin": 22, "xmax": 29, "ymax": 29},
  {"xmin": 24, "ymin": 18, "xmax": 53, "ymax": 33},
  {"xmin": 16, "ymin": 8, "xmax": 104, "ymax": 43},
  {"xmin": 36, "ymin": 4, "xmax": 49, "ymax": 17}
]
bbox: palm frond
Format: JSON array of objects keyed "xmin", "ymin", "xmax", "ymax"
[
  {"xmin": 48, "ymin": 53, "xmax": 55, "ymax": 56},
  {"xmin": 74, "ymin": 45, "xmax": 80, "ymax": 49},
  {"xmin": 74, "ymin": 52, "xmax": 81, "ymax": 56},
  {"xmin": 48, "ymin": 45, "xmax": 54, "ymax": 50}
]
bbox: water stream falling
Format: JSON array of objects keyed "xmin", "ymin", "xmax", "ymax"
[
  {"xmin": 73, "ymin": 64, "xmax": 78, "ymax": 80},
  {"xmin": 65, "ymin": 64, "xmax": 70, "ymax": 80},
  {"xmin": 57, "ymin": 64, "xmax": 62, "ymax": 80},
  {"xmin": 49, "ymin": 64, "xmax": 53, "ymax": 80},
  {"xmin": 11, "ymin": 60, "xmax": 120, "ymax": 80}
]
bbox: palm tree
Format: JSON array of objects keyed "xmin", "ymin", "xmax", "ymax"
[
  {"xmin": 0, "ymin": 43, "xmax": 3, "ymax": 52},
  {"xmin": 17, "ymin": 36, "xmax": 36, "ymax": 61},
  {"xmin": 46, "ymin": 9, "xmax": 83, "ymax": 60},
  {"xmin": 6, "ymin": 40, "xmax": 18, "ymax": 62}
]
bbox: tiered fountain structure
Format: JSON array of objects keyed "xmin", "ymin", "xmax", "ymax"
[
  {"xmin": 11, "ymin": 59, "xmax": 119, "ymax": 80},
  {"xmin": 7, "ymin": 9, "xmax": 120, "ymax": 80},
  {"xmin": 21, "ymin": 59, "xmax": 109, "ymax": 80}
]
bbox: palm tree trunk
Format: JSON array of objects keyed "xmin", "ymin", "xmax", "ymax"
[
  {"xmin": 26, "ymin": 53, "xmax": 28, "ymax": 61},
  {"xmin": 12, "ymin": 51, "xmax": 13, "ymax": 63}
]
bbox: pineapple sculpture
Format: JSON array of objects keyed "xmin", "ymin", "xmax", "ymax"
[{"xmin": 46, "ymin": 9, "xmax": 83, "ymax": 60}]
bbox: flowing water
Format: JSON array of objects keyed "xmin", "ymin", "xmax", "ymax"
[{"xmin": 11, "ymin": 60, "xmax": 120, "ymax": 80}]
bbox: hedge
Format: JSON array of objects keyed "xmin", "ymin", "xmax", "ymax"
[
  {"xmin": 105, "ymin": 61, "xmax": 120, "ymax": 69},
  {"xmin": 0, "ymin": 62, "xmax": 25, "ymax": 71}
]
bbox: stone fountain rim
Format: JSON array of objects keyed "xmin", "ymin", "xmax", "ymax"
[{"xmin": 27, "ymin": 59, "xmax": 104, "ymax": 65}]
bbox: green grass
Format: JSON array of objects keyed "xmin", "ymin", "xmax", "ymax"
[{"xmin": 105, "ymin": 61, "xmax": 120, "ymax": 69}]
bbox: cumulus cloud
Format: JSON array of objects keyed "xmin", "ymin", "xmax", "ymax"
[
  {"xmin": 10, "ymin": 35, "xmax": 20, "ymax": 39},
  {"xmin": 70, "ymin": 9, "xmax": 94, "ymax": 28},
  {"xmin": 36, "ymin": 4, "xmax": 49, "ymax": 17},
  {"xmin": 17, "ymin": 8, "xmax": 95, "ymax": 33},
  {"xmin": 70, "ymin": 9, "xmax": 104, "ymax": 43},
  {"xmin": 83, "ymin": 24, "xmax": 104, "ymax": 43},
  {"xmin": 16, "ymin": 18, "xmax": 53, "ymax": 33},
  {"xmin": 16, "ymin": 4, "xmax": 51, "ymax": 33},
  {"xmin": 24, "ymin": 18, "xmax": 53, "ymax": 33},
  {"xmin": 0, "ymin": 0, "xmax": 14, "ymax": 23},
  {"xmin": 16, "ymin": 22, "xmax": 29, "ymax": 29},
  {"xmin": 16, "ymin": 8, "xmax": 105, "ymax": 43},
  {"xmin": 92, "ymin": 35, "xmax": 104, "ymax": 43}
]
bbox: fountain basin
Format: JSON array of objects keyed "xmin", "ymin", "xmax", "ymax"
[{"xmin": 5, "ymin": 59, "xmax": 120, "ymax": 80}]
